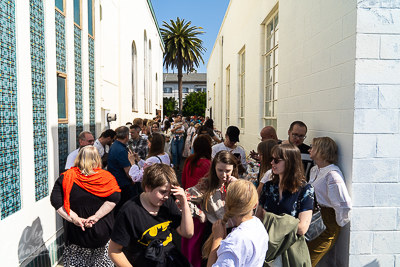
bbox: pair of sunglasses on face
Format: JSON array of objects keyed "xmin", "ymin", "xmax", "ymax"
[{"xmin": 270, "ymin": 157, "xmax": 284, "ymax": 164}]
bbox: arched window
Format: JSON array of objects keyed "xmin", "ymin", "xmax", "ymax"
[
  {"xmin": 132, "ymin": 41, "xmax": 137, "ymax": 111},
  {"xmin": 144, "ymin": 31, "xmax": 148, "ymax": 113},
  {"xmin": 149, "ymin": 40, "xmax": 152, "ymax": 114}
]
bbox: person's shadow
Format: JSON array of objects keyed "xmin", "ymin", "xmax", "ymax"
[{"xmin": 18, "ymin": 217, "xmax": 51, "ymax": 267}]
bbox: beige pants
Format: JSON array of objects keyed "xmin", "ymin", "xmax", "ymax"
[{"xmin": 307, "ymin": 207, "xmax": 341, "ymax": 267}]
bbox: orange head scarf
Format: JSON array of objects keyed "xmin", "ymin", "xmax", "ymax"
[{"xmin": 62, "ymin": 167, "xmax": 121, "ymax": 215}]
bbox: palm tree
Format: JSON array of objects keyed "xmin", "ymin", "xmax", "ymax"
[{"xmin": 161, "ymin": 17, "xmax": 206, "ymax": 112}]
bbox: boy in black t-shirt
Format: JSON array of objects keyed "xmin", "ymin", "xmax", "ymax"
[{"xmin": 109, "ymin": 164, "xmax": 194, "ymax": 266}]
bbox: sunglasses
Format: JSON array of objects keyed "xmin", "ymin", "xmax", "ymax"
[{"xmin": 270, "ymin": 157, "xmax": 284, "ymax": 164}]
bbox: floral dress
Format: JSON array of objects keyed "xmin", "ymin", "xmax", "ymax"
[{"xmin": 260, "ymin": 181, "xmax": 314, "ymax": 218}]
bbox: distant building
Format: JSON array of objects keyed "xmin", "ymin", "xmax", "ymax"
[
  {"xmin": 207, "ymin": 0, "xmax": 400, "ymax": 266},
  {"xmin": 163, "ymin": 73, "xmax": 207, "ymax": 101}
]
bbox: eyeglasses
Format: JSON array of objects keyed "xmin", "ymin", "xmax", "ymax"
[
  {"xmin": 270, "ymin": 157, "xmax": 284, "ymax": 164},
  {"xmin": 85, "ymin": 139, "xmax": 95, "ymax": 144},
  {"xmin": 291, "ymin": 133, "xmax": 307, "ymax": 140}
]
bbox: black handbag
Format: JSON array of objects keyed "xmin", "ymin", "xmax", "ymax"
[{"xmin": 297, "ymin": 188, "xmax": 326, "ymax": 242}]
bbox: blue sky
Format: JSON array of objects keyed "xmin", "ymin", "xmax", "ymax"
[{"xmin": 151, "ymin": 0, "xmax": 230, "ymax": 74}]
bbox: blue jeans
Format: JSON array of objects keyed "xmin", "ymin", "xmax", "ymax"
[{"xmin": 171, "ymin": 137, "xmax": 184, "ymax": 167}]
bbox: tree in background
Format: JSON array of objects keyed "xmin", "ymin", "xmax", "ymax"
[
  {"xmin": 161, "ymin": 18, "xmax": 206, "ymax": 112},
  {"xmin": 163, "ymin": 97, "xmax": 178, "ymax": 116},
  {"xmin": 182, "ymin": 92, "xmax": 206, "ymax": 117}
]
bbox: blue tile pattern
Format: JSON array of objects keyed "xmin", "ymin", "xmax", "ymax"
[
  {"xmin": 30, "ymin": 0, "xmax": 48, "ymax": 201},
  {"xmin": 58, "ymin": 123, "xmax": 68, "ymax": 174},
  {"xmin": 89, "ymin": 37, "xmax": 95, "ymax": 136},
  {"xmin": 74, "ymin": 25, "xmax": 82, "ymax": 147},
  {"xmin": 0, "ymin": 0, "xmax": 21, "ymax": 219},
  {"xmin": 55, "ymin": 10, "xmax": 66, "ymax": 73}
]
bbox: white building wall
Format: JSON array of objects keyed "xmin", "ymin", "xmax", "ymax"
[
  {"xmin": 207, "ymin": 0, "xmax": 278, "ymax": 149},
  {"xmin": 100, "ymin": 0, "xmax": 164, "ymax": 130},
  {"xmin": 207, "ymin": 0, "xmax": 400, "ymax": 265},
  {"xmin": 0, "ymin": 1, "xmax": 163, "ymax": 266},
  {"xmin": 350, "ymin": 1, "xmax": 400, "ymax": 266}
]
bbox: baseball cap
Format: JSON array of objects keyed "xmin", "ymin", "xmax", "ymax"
[{"xmin": 226, "ymin": 126, "xmax": 240, "ymax": 143}]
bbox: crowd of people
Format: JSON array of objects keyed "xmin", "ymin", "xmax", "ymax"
[{"xmin": 51, "ymin": 117, "xmax": 352, "ymax": 267}]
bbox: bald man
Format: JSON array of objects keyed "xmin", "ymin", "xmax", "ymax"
[{"xmin": 250, "ymin": 126, "xmax": 281, "ymax": 161}]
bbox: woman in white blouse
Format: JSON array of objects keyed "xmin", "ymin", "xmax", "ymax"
[
  {"xmin": 307, "ymin": 137, "xmax": 352, "ymax": 267},
  {"xmin": 128, "ymin": 132, "xmax": 170, "ymax": 182}
]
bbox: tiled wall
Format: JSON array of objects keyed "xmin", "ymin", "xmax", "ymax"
[
  {"xmin": 74, "ymin": 25, "xmax": 82, "ymax": 147},
  {"xmin": 30, "ymin": 0, "xmax": 48, "ymax": 201},
  {"xmin": 0, "ymin": 0, "xmax": 21, "ymax": 219},
  {"xmin": 89, "ymin": 37, "xmax": 95, "ymax": 136},
  {"xmin": 23, "ymin": 234, "xmax": 64, "ymax": 267},
  {"xmin": 56, "ymin": 9, "xmax": 68, "ymax": 174},
  {"xmin": 55, "ymin": 10, "xmax": 66, "ymax": 73},
  {"xmin": 58, "ymin": 123, "xmax": 68, "ymax": 174}
]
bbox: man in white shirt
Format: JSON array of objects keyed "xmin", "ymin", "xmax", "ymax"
[
  {"xmin": 212, "ymin": 126, "xmax": 247, "ymax": 170},
  {"xmin": 64, "ymin": 131, "xmax": 94, "ymax": 170},
  {"xmin": 94, "ymin": 129, "xmax": 116, "ymax": 168}
]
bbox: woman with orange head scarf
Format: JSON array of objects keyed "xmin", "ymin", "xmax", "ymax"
[{"xmin": 51, "ymin": 146, "xmax": 121, "ymax": 267}]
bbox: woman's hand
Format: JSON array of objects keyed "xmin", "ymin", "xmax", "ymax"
[
  {"xmin": 212, "ymin": 220, "xmax": 226, "ymax": 240},
  {"xmin": 127, "ymin": 149, "xmax": 136, "ymax": 165},
  {"xmin": 227, "ymin": 175, "xmax": 237, "ymax": 184},
  {"xmin": 70, "ymin": 214, "xmax": 86, "ymax": 231},
  {"xmin": 171, "ymin": 185, "xmax": 186, "ymax": 203},
  {"xmin": 85, "ymin": 215, "xmax": 99, "ymax": 228}
]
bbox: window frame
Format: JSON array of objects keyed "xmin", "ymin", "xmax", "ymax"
[
  {"xmin": 55, "ymin": 0, "xmax": 66, "ymax": 16},
  {"xmin": 263, "ymin": 11, "xmax": 279, "ymax": 129},
  {"xmin": 132, "ymin": 41, "xmax": 138, "ymax": 112},
  {"xmin": 57, "ymin": 72, "xmax": 68, "ymax": 123},
  {"xmin": 88, "ymin": 0, "xmax": 95, "ymax": 38},
  {"xmin": 239, "ymin": 48, "xmax": 245, "ymax": 129},
  {"xmin": 73, "ymin": 0, "xmax": 82, "ymax": 29}
]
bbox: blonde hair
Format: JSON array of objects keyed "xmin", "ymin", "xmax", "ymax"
[
  {"xmin": 202, "ymin": 180, "xmax": 258, "ymax": 259},
  {"xmin": 312, "ymin": 137, "xmax": 338, "ymax": 164},
  {"xmin": 73, "ymin": 146, "xmax": 102, "ymax": 175}
]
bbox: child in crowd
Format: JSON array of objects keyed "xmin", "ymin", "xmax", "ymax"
[
  {"xmin": 108, "ymin": 164, "xmax": 194, "ymax": 267},
  {"xmin": 203, "ymin": 179, "xmax": 269, "ymax": 267}
]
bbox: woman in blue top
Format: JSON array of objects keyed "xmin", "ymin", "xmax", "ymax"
[{"xmin": 259, "ymin": 144, "xmax": 314, "ymax": 235}]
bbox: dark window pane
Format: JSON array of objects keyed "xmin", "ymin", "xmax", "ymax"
[
  {"xmin": 57, "ymin": 76, "xmax": 66, "ymax": 119},
  {"xmin": 74, "ymin": 0, "xmax": 80, "ymax": 25},
  {"xmin": 55, "ymin": 0, "xmax": 64, "ymax": 12},
  {"xmin": 183, "ymin": 88, "xmax": 189, "ymax": 93},
  {"xmin": 88, "ymin": 0, "xmax": 93, "ymax": 35}
]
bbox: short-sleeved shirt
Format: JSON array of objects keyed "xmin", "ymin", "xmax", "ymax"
[
  {"xmin": 50, "ymin": 174, "xmax": 121, "ymax": 248},
  {"xmin": 111, "ymin": 195, "xmax": 182, "ymax": 266},
  {"xmin": 213, "ymin": 217, "xmax": 268, "ymax": 267},
  {"xmin": 260, "ymin": 181, "xmax": 314, "ymax": 218},
  {"xmin": 107, "ymin": 140, "xmax": 131, "ymax": 187},
  {"xmin": 65, "ymin": 148, "xmax": 79, "ymax": 170}
]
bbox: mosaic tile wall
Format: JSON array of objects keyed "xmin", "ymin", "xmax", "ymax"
[
  {"xmin": 23, "ymin": 234, "xmax": 64, "ymax": 267},
  {"xmin": 55, "ymin": 10, "xmax": 66, "ymax": 73},
  {"xmin": 55, "ymin": 9, "xmax": 68, "ymax": 174},
  {"xmin": 58, "ymin": 123, "xmax": 68, "ymax": 174},
  {"xmin": 89, "ymin": 37, "xmax": 95, "ymax": 136},
  {"xmin": 30, "ymin": 0, "xmax": 48, "ymax": 202},
  {"xmin": 74, "ymin": 25, "xmax": 83, "ymax": 147},
  {"xmin": 0, "ymin": 0, "xmax": 21, "ymax": 219}
]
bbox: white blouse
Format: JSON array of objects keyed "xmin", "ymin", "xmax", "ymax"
[
  {"xmin": 129, "ymin": 153, "xmax": 171, "ymax": 182},
  {"xmin": 260, "ymin": 169, "xmax": 273, "ymax": 184},
  {"xmin": 309, "ymin": 164, "xmax": 352, "ymax": 227}
]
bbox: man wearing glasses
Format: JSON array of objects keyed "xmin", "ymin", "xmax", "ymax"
[
  {"xmin": 64, "ymin": 131, "xmax": 95, "ymax": 170},
  {"xmin": 284, "ymin": 121, "xmax": 314, "ymax": 180}
]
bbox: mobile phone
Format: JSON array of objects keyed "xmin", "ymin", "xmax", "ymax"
[{"xmin": 233, "ymin": 153, "xmax": 240, "ymax": 158}]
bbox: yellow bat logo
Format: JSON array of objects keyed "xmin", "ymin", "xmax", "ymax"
[{"xmin": 138, "ymin": 221, "xmax": 173, "ymax": 246}]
